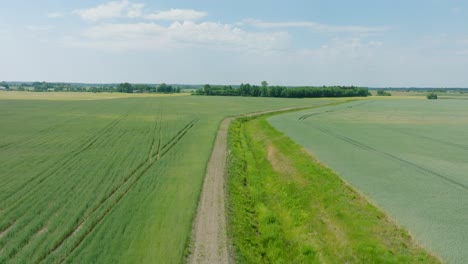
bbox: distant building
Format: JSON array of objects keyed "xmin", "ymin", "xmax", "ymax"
[
  {"xmin": 133, "ymin": 90, "xmax": 141, "ymax": 93},
  {"xmin": 0, "ymin": 86, "xmax": 6, "ymax": 90}
]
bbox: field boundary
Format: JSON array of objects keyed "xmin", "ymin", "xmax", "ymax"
[
  {"xmin": 187, "ymin": 100, "xmax": 354, "ymax": 264},
  {"xmin": 226, "ymin": 107, "xmax": 441, "ymax": 263}
]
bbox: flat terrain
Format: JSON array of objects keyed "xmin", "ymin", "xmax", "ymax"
[
  {"xmin": 0, "ymin": 93, "xmax": 336, "ymax": 263},
  {"xmin": 189, "ymin": 105, "xmax": 334, "ymax": 264},
  {"xmin": 226, "ymin": 109, "xmax": 438, "ymax": 263},
  {"xmin": 0, "ymin": 91, "xmax": 188, "ymax": 100},
  {"xmin": 269, "ymin": 99, "xmax": 468, "ymax": 263}
]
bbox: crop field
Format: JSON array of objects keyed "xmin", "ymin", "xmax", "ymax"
[
  {"xmin": 0, "ymin": 91, "xmax": 188, "ymax": 100},
  {"xmin": 0, "ymin": 94, "xmax": 337, "ymax": 263},
  {"xmin": 268, "ymin": 99, "xmax": 468, "ymax": 263},
  {"xmin": 227, "ymin": 112, "xmax": 438, "ymax": 263}
]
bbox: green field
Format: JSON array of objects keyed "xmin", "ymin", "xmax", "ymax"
[
  {"xmin": 226, "ymin": 109, "xmax": 438, "ymax": 263},
  {"xmin": 269, "ymin": 99, "xmax": 468, "ymax": 263},
  {"xmin": 0, "ymin": 94, "xmax": 337, "ymax": 263}
]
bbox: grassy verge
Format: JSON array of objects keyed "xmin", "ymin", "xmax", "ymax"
[{"xmin": 226, "ymin": 113, "xmax": 440, "ymax": 263}]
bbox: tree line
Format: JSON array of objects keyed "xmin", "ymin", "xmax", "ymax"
[
  {"xmin": 1, "ymin": 82, "xmax": 182, "ymax": 93},
  {"xmin": 116, "ymin": 83, "xmax": 181, "ymax": 93},
  {"xmin": 194, "ymin": 83, "xmax": 370, "ymax": 98}
]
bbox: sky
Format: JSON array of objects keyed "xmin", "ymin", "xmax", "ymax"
[{"xmin": 1, "ymin": 0, "xmax": 467, "ymax": 87}]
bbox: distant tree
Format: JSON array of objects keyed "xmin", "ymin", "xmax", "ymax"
[
  {"xmin": 377, "ymin": 90, "xmax": 391, "ymax": 96},
  {"xmin": 194, "ymin": 83, "xmax": 369, "ymax": 98},
  {"xmin": 1, "ymin": 82, "xmax": 9, "ymax": 90},
  {"xmin": 251, "ymin": 85, "xmax": 261, "ymax": 96},
  {"xmin": 117, "ymin": 82, "xmax": 134, "ymax": 93},
  {"xmin": 427, "ymin": 92, "xmax": 438, "ymax": 99},
  {"xmin": 203, "ymin": 84, "xmax": 212, "ymax": 95},
  {"xmin": 260, "ymin": 86, "xmax": 269, "ymax": 97},
  {"xmin": 261, "ymin": 81, "xmax": 268, "ymax": 88},
  {"xmin": 33, "ymin": 82, "xmax": 48, "ymax": 92},
  {"xmin": 239, "ymin": 83, "xmax": 252, "ymax": 96},
  {"xmin": 157, "ymin": 83, "xmax": 173, "ymax": 93},
  {"xmin": 134, "ymin": 84, "xmax": 151, "ymax": 92}
]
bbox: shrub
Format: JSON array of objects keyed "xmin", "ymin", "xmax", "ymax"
[
  {"xmin": 376, "ymin": 90, "xmax": 391, "ymax": 96},
  {"xmin": 427, "ymin": 92, "xmax": 438, "ymax": 99}
]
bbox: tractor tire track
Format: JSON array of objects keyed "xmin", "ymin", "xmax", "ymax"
[
  {"xmin": 0, "ymin": 113, "xmax": 130, "ymax": 235},
  {"xmin": 147, "ymin": 117, "xmax": 159, "ymax": 162},
  {"xmin": 299, "ymin": 101, "xmax": 371, "ymax": 120},
  {"xmin": 315, "ymin": 126, "xmax": 468, "ymax": 192},
  {"xmin": 0, "ymin": 112, "xmax": 130, "ymax": 258},
  {"xmin": 0, "ymin": 141, "xmax": 14, "ymax": 150},
  {"xmin": 153, "ymin": 120, "xmax": 197, "ymax": 159},
  {"xmin": 389, "ymin": 128, "xmax": 468, "ymax": 151},
  {"xmin": 2, "ymin": 113, "xmax": 128, "ymax": 205},
  {"xmin": 36, "ymin": 119, "xmax": 198, "ymax": 264}
]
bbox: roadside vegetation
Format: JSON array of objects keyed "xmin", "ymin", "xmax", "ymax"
[{"xmin": 227, "ymin": 111, "xmax": 439, "ymax": 263}]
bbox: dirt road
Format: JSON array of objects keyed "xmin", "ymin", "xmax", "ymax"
[
  {"xmin": 188, "ymin": 106, "xmax": 323, "ymax": 264},
  {"xmin": 188, "ymin": 117, "xmax": 232, "ymax": 264}
]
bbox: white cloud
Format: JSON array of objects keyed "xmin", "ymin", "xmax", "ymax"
[
  {"xmin": 47, "ymin": 12, "xmax": 63, "ymax": 18},
  {"xmin": 73, "ymin": 0, "xmax": 144, "ymax": 21},
  {"xmin": 72, "ymin": 2, "xmax": 205, "ymax": 22},
  {"xmin": 145, "ymin": 9, "xmax": 207, "ymax": 21},
  {"xmin": 71, "ymin": 21, "xmax": 289, "ymax": 52},
  {"xmin": 316, "ymin": 38, "xmax": 384, "ymax": 59},
  {"xmin": 240, "ymin": 19, "xmax": 386, "ymax": 34}
]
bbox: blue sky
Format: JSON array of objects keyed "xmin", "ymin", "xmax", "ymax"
[{"xmin": 1, "ymin": 0, "xmax": 467, "ymax": 87}]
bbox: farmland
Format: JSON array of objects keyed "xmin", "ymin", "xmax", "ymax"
[
  {"xmin": 226, "ymin": 105, "xmax": 439, "ymax": 263},
  {"xmin": 0, "ymin": 93, "xmax": 337, "ymax": 263},
  {"xmin": 268, "ymin": 99, "xmax": 468, "ymax": 263}
]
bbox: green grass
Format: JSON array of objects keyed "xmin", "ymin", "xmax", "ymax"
[
  {"xmin": 0, "ymin": 95, "xmax": 337, "ymax": 263},
  {"xmin": 227, "ymin": 111, "xmax": 440, "ymax": 263},
  {"xmin": 269, "ymin": 99, "xmax": 468, "ymax": 263}
]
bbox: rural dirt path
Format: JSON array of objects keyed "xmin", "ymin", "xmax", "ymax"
[
  {"xmin": 188, "ymin": 117, "xmax": 233, "ymax": 264},
  {"xmin": 188, "ymin": 106, "xmax": 324, "ymax": 264}
]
